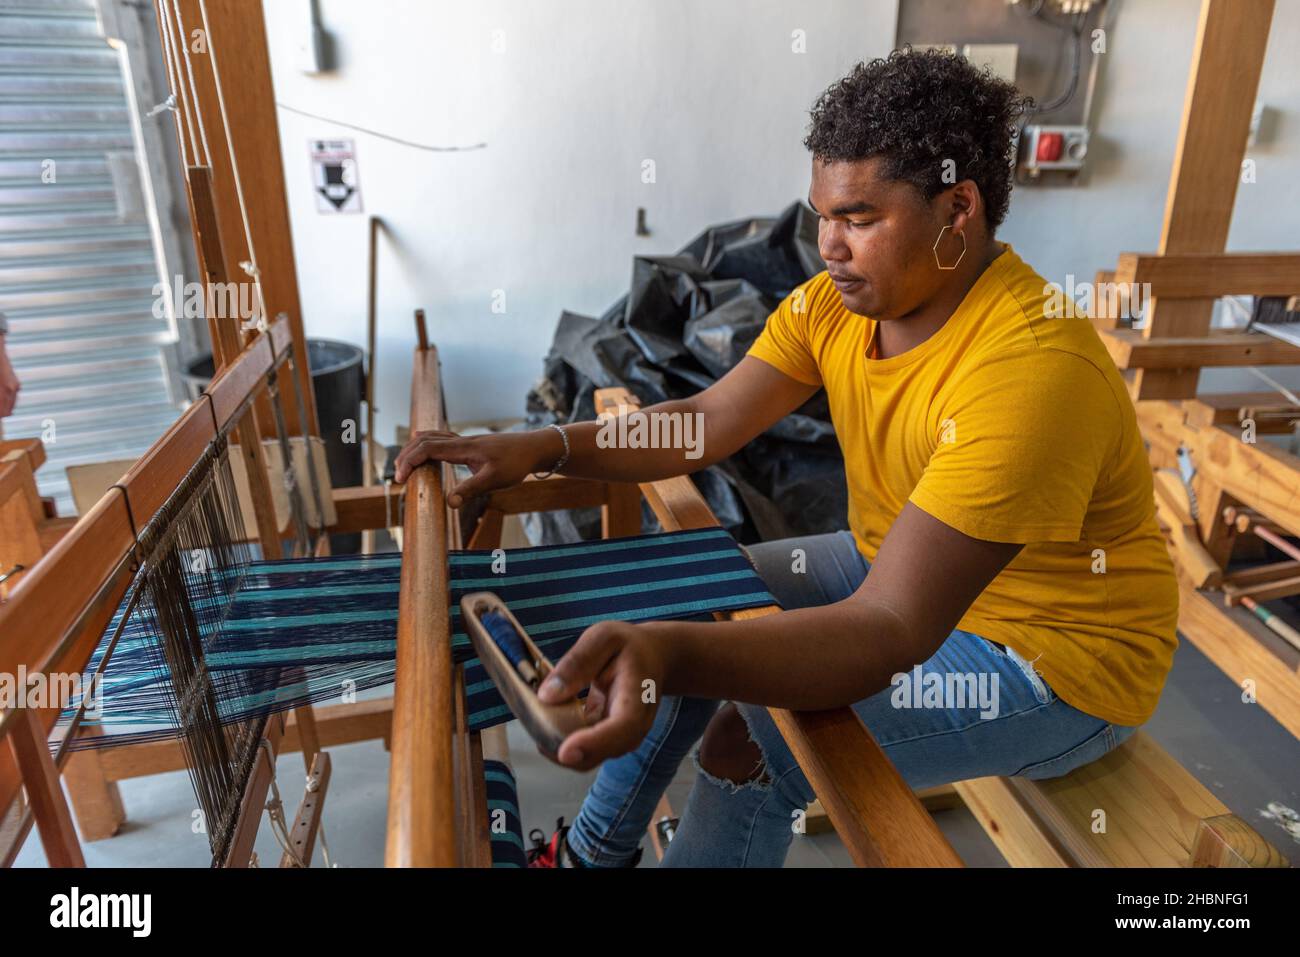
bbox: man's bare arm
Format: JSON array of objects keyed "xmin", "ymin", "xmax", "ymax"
[
  {"xmin": 543, "ymin": 504, "xmax": 1025, "ymax": 766},
  {"xmin": 654, "ymin": 503, "xmax": 1023, "ymax": 708},
  {"xmin": 394, "ymin": 356, "xmax": 818, "ymax": 505},
  {"xmin": 555, "ymin": 356, "xmax": 819, "ymax": 481}
]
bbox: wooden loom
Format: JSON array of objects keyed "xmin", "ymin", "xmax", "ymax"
[
  {"xmin": 1087, "ymin": 0, "xmax": 1300, "ymax": 748},
  {"xmin": 940, "ymin": 0, "xmax": 1290, "ymax": 869}
]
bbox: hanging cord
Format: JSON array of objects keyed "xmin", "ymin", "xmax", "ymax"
[
  {"xmin": 145, "ymin": 92, "xmax": 177, "ymax": 119},
  {"xmin": 318, "ymin": 820, "xmax": 336, "ymax": 868},
  {"xmin": 275, "ymin": 101, "xmax": 487, "ymax": 153},
  {"xmin": 1015, "ymin": 3, "xmax": 1087, "ymax": 117},
  {"xmin": 109, "ymin": 483, "xmax": 142, "ymax": 573},
  {"xmin": 258, "ymin": 739, "xmax": 307, "ymax": 868}
]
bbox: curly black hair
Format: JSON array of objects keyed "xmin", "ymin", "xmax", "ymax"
[{"xmin": 804, "ymin": 49, "xmax": 1032, "ymax": 231}]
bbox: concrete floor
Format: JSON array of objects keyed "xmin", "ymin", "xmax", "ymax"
[{"xmin": 14, "ymin": 628, "xmax": 1300, "ymax": 868}]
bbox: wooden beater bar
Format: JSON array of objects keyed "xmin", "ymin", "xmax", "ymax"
[{"xmin": 384, "ymin": 340, "xmax": 458, "ymax": 866}]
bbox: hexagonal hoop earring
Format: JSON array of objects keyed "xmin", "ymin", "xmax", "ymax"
[{"xmin": 933, "ymin": 225, "xmax": 966, "ymax": 271}]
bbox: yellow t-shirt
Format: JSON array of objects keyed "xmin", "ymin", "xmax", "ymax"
[{"xmin": 747, "ymin": 245, "xmax": 1178, "ymax": 726}]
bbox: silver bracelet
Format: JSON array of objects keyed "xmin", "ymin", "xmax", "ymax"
[{"xmin": 531, "ymin": 423, "xmax": 570, "ymax": 479}]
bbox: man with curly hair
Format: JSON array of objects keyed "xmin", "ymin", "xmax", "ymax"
[{"xmin": 397, "ymin": 50, "xmax": 1179, "ymax": 868}]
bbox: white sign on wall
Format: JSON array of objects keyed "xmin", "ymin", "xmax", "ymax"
[{"xmin": 310, "ymin": 138, "xmax": 362, "ymax": 213}]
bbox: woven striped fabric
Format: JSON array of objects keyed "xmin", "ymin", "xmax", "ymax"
[
  {"xmin": 484, "ymin": 759, "xmax": 527, "ymax": 868},
  {"xmin": 60, "ymin": 528, "xmax": 775, "ymax": 746}
]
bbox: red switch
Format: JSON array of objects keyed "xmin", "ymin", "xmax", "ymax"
[{"xmin": 1036, "ymin": 132, "xmax": 1064, "ymax": 163}]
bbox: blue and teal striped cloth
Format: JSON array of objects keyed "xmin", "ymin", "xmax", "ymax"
[
  {"xmin": 61, "ymin": 528, "xmax": 774, "ymax": 746},
  {"xmin": 484, "ymin": 759, "xmax": 527, "ymax": 867}
]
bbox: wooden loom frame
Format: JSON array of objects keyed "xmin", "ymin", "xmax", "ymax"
[
  {"xmin": 1087, "ymin": 0, "xmax": 1300, "ymax": 745},
  {"xmin": 0, "ymin": 315, "xmax": 360, "ymax": 866}
]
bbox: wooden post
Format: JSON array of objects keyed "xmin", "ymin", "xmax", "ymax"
[
  {"xmin": 8, "ymin": 710, "xmax": 84, "ymax": 867},
  {"xmin": 62, "ymin": 726, "xmax": 126, "ymax": 842},
  {"xmin": 1132, "ymin": 0, "xmax": 1275, "ymax": 401},
  {"xmin": 0, "ymin": 452, "xmax": 45, "ymax": 598},
  {"xmin": 602, "ymin": 481, "xmax": 643, "ymax": 538},
  {"xmin": 194, "ymin": 0, "xmax": 319, "ymax": 437},
  {"xmin": 385, "ymin": 342, "xmax": 458, "ymax": 866}
]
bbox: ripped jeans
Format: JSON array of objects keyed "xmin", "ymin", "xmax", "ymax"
[{"xmin": 563, "ymin": 530, "xmax": 1139, "ymax": 868}]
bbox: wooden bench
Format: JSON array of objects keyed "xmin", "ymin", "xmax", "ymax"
[{"xmin": 955, "ymin": 732, "xmax": 1288, "ymax": 867}]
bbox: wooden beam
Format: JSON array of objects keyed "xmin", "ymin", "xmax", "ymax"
[
  {"xmin": 279, "ymin": 751, "xmax": 330, "ymax": 867},
  {"xmin": 385, "ymin": 343, "xmax": 458, "ymax": 867},
  {"xmin": 953, "ymin": 777, "xmax": 1073, "ymax": 867},
  {"xmin": 602, "ymin": 480, "xmax": 643, "ymax": 538},
  {"xmin": 62, "ymin": 726, "xmax": 126, "ymax": 842},
  {"xmin": 1101, "ymin": 328, "xmax": 1300, "ymax": 371},
  {"xmin": 1185, "ymin": 392, "xmax": 1300, "ymax": 430},
  {"xmin": 330, "ymin": 484, "xmax": 404, "ymax": 534},
  {"xmin": 1116, "ymin": 252, "xmax": 1300, "ymax": 299},
  {"xmin": 1191, "ymin": 814, "xmax": 1289, "ymax": 867},
  {"xmin": 203, "ymin": 329, "xmax": 273, "ymax": 429},
  {"xmin": 766, "ymin": 686, "xmax": 962, "ymax": 867},
  {"xmin": 1177, "ymin": 581, "xmax": 1300, "ymax": 741},
  {"xmin": 222, "ymin": 714, "xmax": 282, "ymax": 867},
  {"xmin": 486, "ymin": 475, "xmax": 611, "ymax": 516},
  {"xmin": 0, "ymin": 453, "xmax": 45, "ymax": 596},
  {"xmin": 8, "ymin": 710, "xmax": 84, "ymax": 867},
  {"xmin": 117, "ymin": 402, "xmax": 215, "ymax": 525},
  {"xmin": 1222, "ymin": 560, "xmax": 1300, "ymax": 589},
  {"xmin": 1133, "ymin": 0, "xmax": 1276, "ymax": 400},
  {"xmin": 1089, "ymin": 270, "xmax": 1120, "ymax": 330},
  {"xmin": 0, "ymin": 438, "xmax": 46, "ymax": 473},
  {"xmin": 198, "ymin": 0, "xmax": 319, "ymax": 438},
  {"xmin": 465, "ymin": 508, "xmax": 504, "ymax": 551},
  {"xmin": 94, "ymin": 698, "xmax": 393, "ymax": 782}
]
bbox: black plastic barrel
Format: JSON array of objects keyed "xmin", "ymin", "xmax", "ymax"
[{"xmin": 183, "ymin": 338, "xmax": 366, "ymax": 553}]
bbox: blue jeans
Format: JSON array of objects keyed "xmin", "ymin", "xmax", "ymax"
[{"xmin": 564, "ymin": 530, "xmax": 1139, "ymax": 867}]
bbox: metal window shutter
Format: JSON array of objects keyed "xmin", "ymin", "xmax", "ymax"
[{"xmin": 0, "ymin": 0, "xmax": 179, "ymax": 516}]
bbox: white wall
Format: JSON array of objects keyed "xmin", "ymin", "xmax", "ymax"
[
  {"xmin": 263, "ymin": 0, "xmax": 896, "ymax": 440},
  {"xmin": 1002, "ymin": 0, "xmax": 1300, "ymax": 283},
  {"xmin": 262, "ymin": 0, "xmax": 1300, "ymax": 441}
]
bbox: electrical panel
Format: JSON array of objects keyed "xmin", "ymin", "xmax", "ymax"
[
  {"xmin": 897, "ymin": 0, "xmax": 1111, "ymax": 186},
  {"xmin": 1020, "ymin": 124, "xmax": 1090, "ymax": 175}
]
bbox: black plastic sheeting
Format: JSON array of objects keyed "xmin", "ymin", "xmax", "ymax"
[{"xmin": 523, "ymin": 201, "xmax": 848, "ymax": 546}]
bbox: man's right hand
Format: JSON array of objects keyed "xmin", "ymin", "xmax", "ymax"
[{"xmin": 393, "ymin": 428, "xmax": 561, "ymax": 507}]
